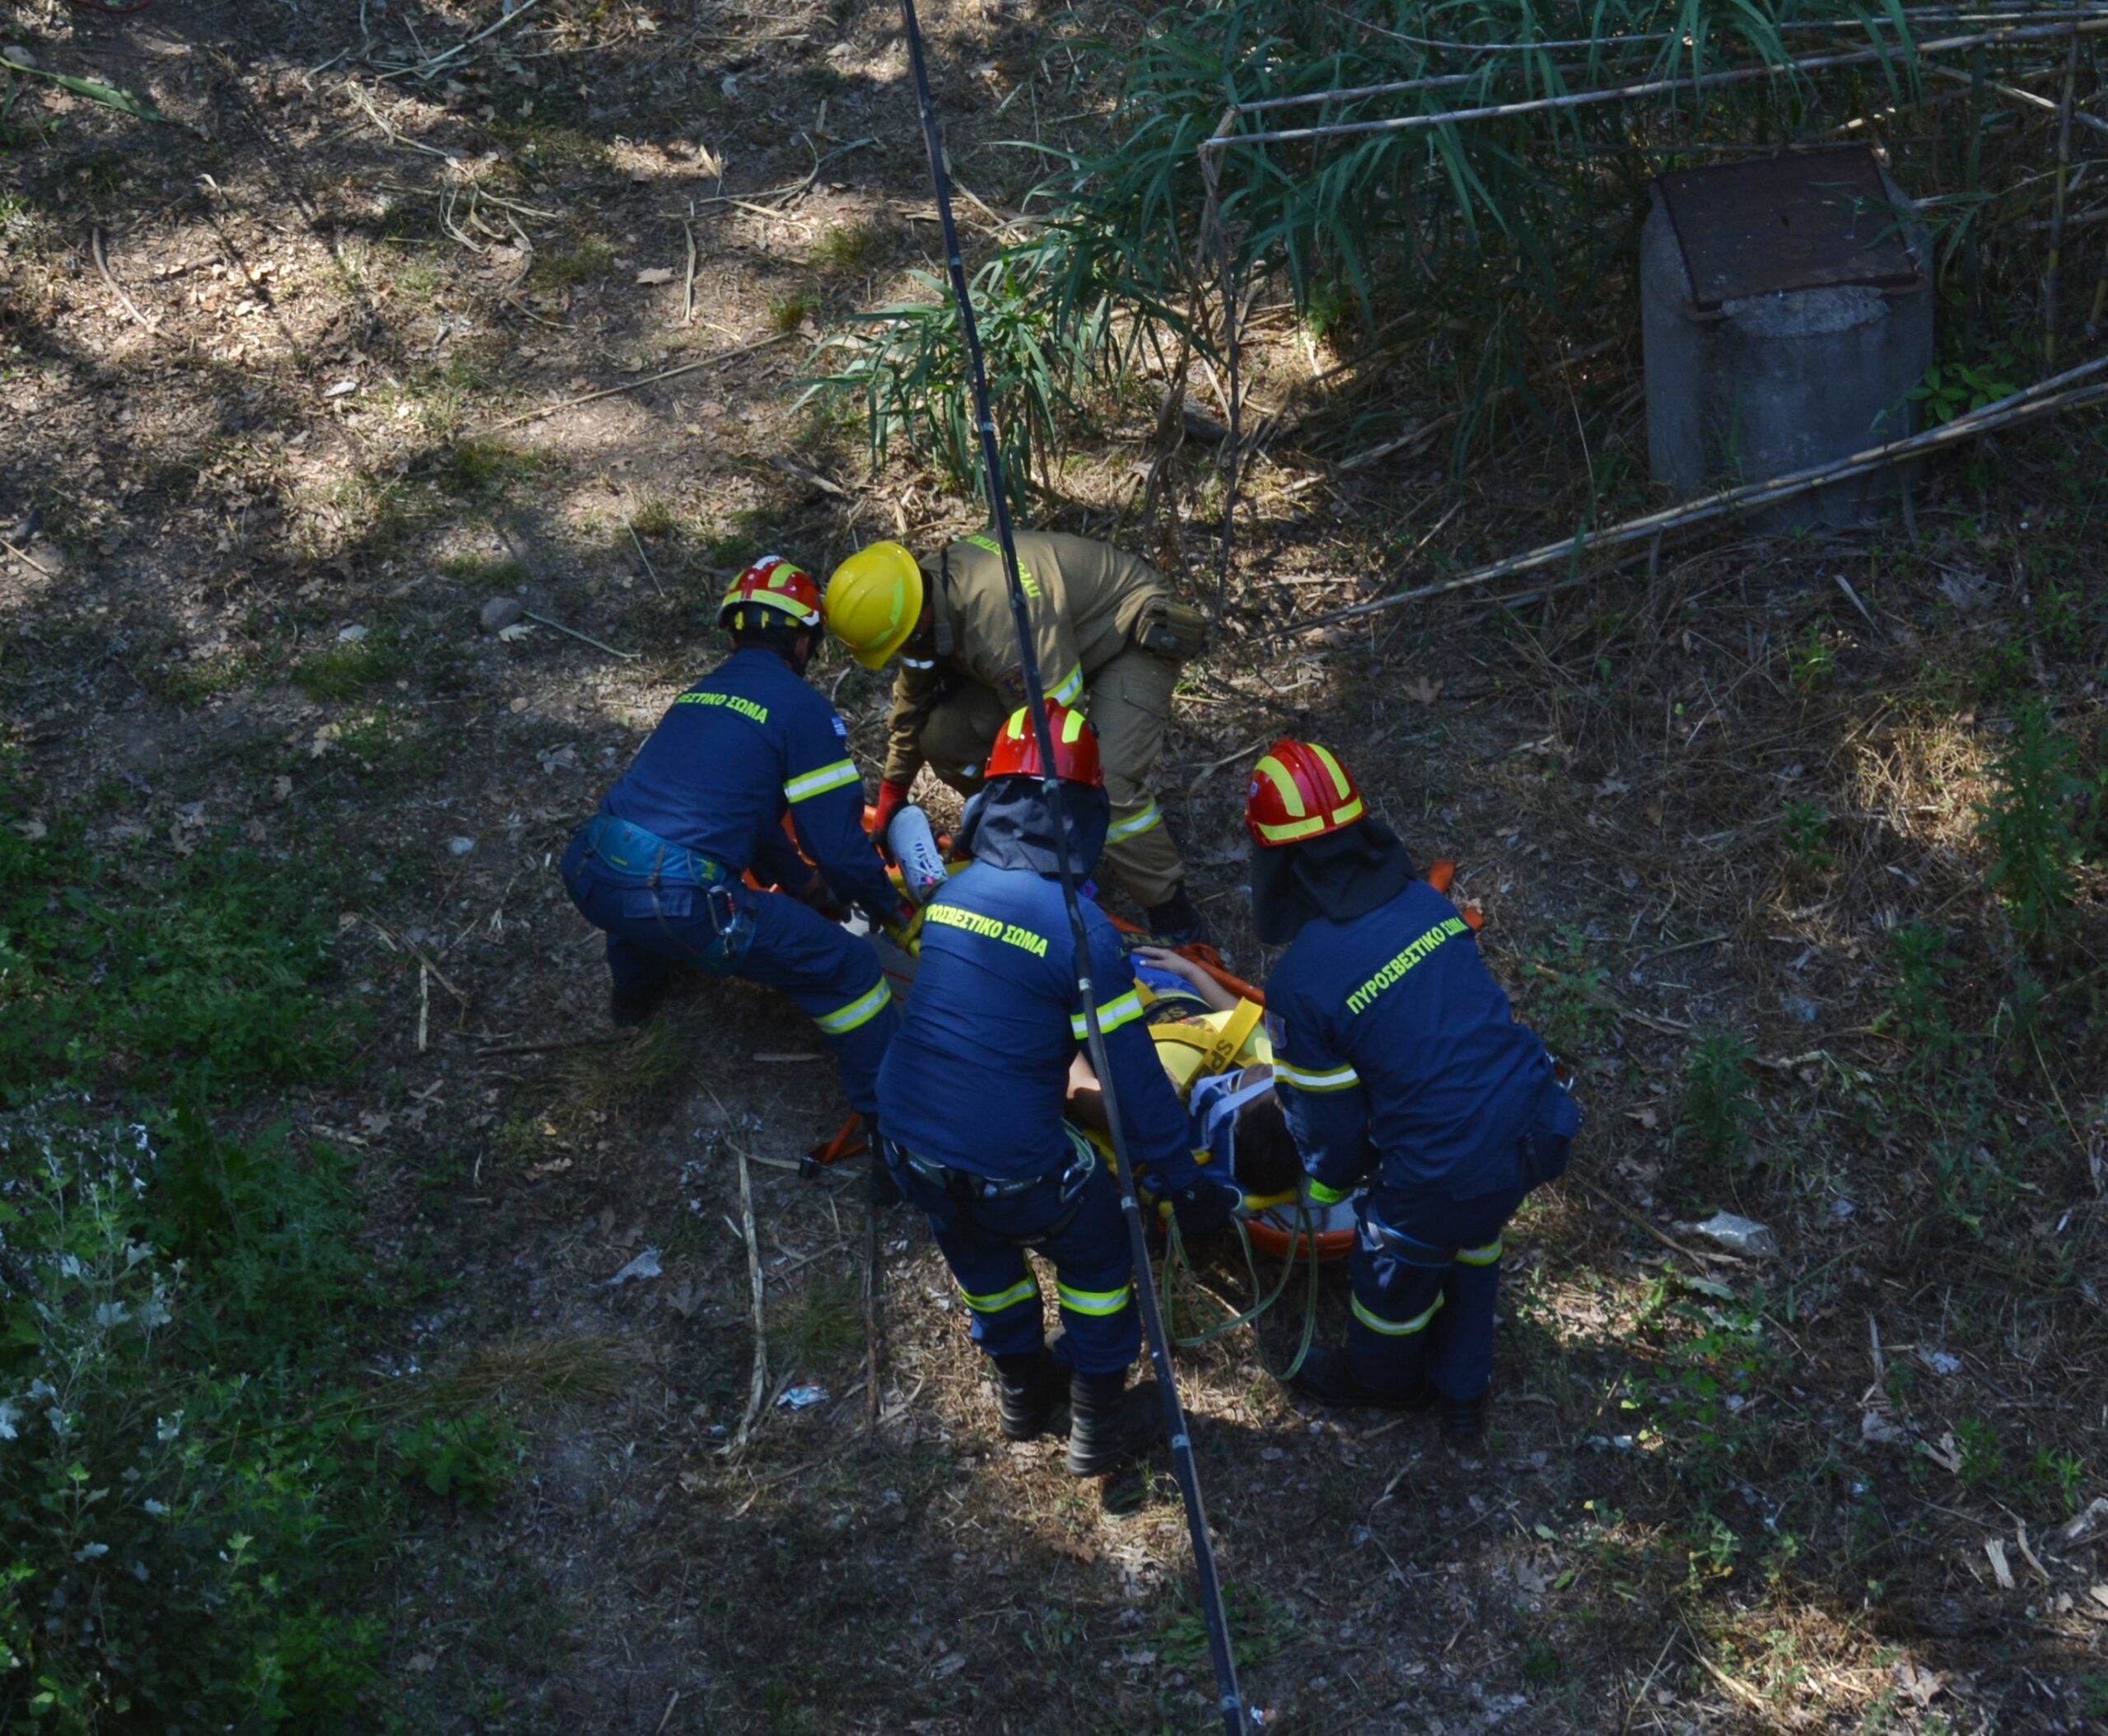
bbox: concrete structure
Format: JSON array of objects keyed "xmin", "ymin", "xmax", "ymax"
[{"xmin": 1641, "ymin": 147, "xmax": 1935, "ymax": 530}]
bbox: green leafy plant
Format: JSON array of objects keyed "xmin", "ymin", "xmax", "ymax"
[
  {"xmin": 1680, "ymin": 1030, "xmax": 1757, "ymax": 1163},
  {"xmin": 1527, "ymin": 925, "xmax": 1608, "ymax": 1056},
  {"xmin": 389, "ymin": 1411, "xmax": 522, "ymax": 1509},
  {"xmin": 1639, "ymin": 1286, "xmax": 1783, "ymax": 1494},
  {"xmin": 811, "ymin": 225, "xmax": 1144, "ymax": 514},
  {"xmin": 1909, "ymin": 357, "xmax": 2018, "ymax": 425},
  {"xmin": 1881, "ymin": 924, "xmax": 1957, "ymax": 1057},
  {"xmin": 1789, "ymin": 622, "xmax": 1836, "ymax": 692},
  {"xmin": 1782, "ymin": 796, "xmax": 1834, "ymax": 873},
  {"xmin": 1975, "ymin": 702, "xmax": 2092, "ymax": 952},
  {"xmin": 0, "ymin": 1113, "xmax": 386, "ymax": 1729}
]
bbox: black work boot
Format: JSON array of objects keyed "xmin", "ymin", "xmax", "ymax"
[
  {"xmin": 1285, "ymin": 1345, "xmax": 1435, "ymax": 1412},
  {"xmin": 992, "ymin": 1351, "xmax": 1070, "ymax": 1442},
  {"xmin": 1443, "ymin": 1392, "xmax": 1488, "ymax": 1444},
  {"xmin": 1143, "ymin": 885, "xmax": 1210, "ymax": 949},
  {"xmin": 609, "ymin": 979, "xmax": 667, "ymax": 1028},
  {"xmin": 1066, "ymin": 1366, "xmax": 1165, "ymax": 1476}
]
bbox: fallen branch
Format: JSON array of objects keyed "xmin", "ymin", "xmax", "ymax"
[
  {"xmin": 0, "ymin": 535, "xmax": 56, "ymax": 580},
  {"xmin": 383, "ymin": 0, "xmax": 545, "ymax": 83},
  {"xmin": 91, "ymin": 228, "xmax": 162, "ymax": 337},
  {"xmin": 522, "ymin": 607, "xmax": 639, "ymax": 661},
  {"xmin": 1274, "ymin": 354, "xmax": 2108, "ymax": 638},
  {"xmin": 626, "ymin": 517, "xmax": 665, "ymax": 597},
  {"xmin": 478, "ymin": 333, "xmax": 794, "ymax": 432},
  {"xmin": 470, "ymin": 1032, "xmax": 640, "ymax": 1059},
  {"xmin": 721, "ymin": 1135, "xmax": 769, "ymax": 1458}
]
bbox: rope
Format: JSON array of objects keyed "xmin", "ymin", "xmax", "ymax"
[
  {"xmin": 1160, "ymin": 1211, "xmax": 1322, "ymax": 1381},
  {"xmin": 890, "ymin": 6, "xmax": 1248, "ymax": 1729}
]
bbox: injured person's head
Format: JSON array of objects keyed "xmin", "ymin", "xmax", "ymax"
[{"xmin": 1192, "ymin": 1062, "xmax": 1302, "ymax": 1199}]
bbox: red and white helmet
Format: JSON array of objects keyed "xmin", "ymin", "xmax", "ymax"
[
  {"xmin": 1245, "ymin": 739, "xmax": 1364, "ymax": 846},
  {"xmin": 986, "ymin": 700, "xmax": 1104, "ymax": 788},
  {"xmin": 717, "ymin": 555, "xmax": 821, "ymax": 632}
]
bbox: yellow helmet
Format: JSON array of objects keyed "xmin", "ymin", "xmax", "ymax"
[{"xmin": 824, "ymin": 541, "xmax": 925, "ymax": 670}]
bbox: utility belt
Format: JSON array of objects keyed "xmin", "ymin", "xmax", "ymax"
[
  {"xmin": 580, "ymin": 814, "xmax": 732, "ymax": 887},
  {"xmin": 886, "ymin": 1128, "xmax": 1099, "ymax": 1240},
  {"xmin": 574, "ymin": 814, "xmax": 754, "ymax": 966}
]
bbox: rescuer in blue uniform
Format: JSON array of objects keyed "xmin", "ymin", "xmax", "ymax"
[
  {"xmin": 1246, "ymin": 740, "xmax": 1579, "ymax": 1439},
  {"xmin": 561, "ymin": 557, "xmax": 902, "ymax": 1117},
  {"xmin": 879, "ymin": 702, "xmax": 1240, "ymax": 1474}
]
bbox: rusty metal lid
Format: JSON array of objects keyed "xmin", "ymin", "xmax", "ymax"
[{"xmin": 1653, "ymin": 146, "xmax": 1924, "ymax": 310}]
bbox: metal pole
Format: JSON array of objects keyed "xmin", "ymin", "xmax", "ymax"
[{"xmin": 892, "ymin": 4, "xmax": 1248, "ymax": 1730}]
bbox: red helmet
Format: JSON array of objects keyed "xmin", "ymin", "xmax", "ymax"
[
  {"xmin": 717, "ymin": 555, "xmax": 821, "ymax": 631},
  {"xmin": 986, "ymin": 701, "xmax": 1104, "ymax": 787},
  {"xmin": 1246, "ymin": 740, "xmax": 1365, "ymax": 846}
]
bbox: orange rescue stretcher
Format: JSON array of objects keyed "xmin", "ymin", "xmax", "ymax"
[{"xmin": 798, "ymin": 817, "xmax": 1483, "ymax": 1269}]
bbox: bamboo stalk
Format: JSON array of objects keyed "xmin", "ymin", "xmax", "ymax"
[
  {"xmin": 1350, "ymin": 7, "xmax": 2108, "ymax": 59},
  {"xmin": 1924, "ymin": 58, "xmax": 2108, "ymax": 136},
  {"xmin": 2046, "ymin": 37, "xmax": 2082, "ymax": 366},
  {"xmin": 1232, "ymin": 10, "xmax": 2108, "ymax": 115},
  {"xmin": 1201, "ymin": 17, "xmax": 2108, "ymax": 152},
  {"xmin": 1274, "ymin": 357, "xmax": 2108, "ymax": 639}
]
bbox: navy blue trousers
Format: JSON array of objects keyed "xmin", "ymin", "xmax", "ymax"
[
  {"xmin": 1348, "ymin": 1106, "xmax": 1575, "ymax": 1401},
  {"xmin": 561, "ymin": 828, "xmax": 897, "ymax": 1116},
  {"xmin": 885, "ymin": 1136, "xmax": 1140, "ymax": 1374}
]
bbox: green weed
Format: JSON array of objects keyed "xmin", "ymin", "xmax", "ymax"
[
  {"xmin": 1881, "ymin": 924, "xmax": 1956, "ymax": 1057},
  {"xmin": 1952, "ymin": 1415, "xmax": 2007, "ymax": 1489},
  {"xmin": 1781, "ymin": 796, "xmax": 1834, "ymax": 874},
  {"xmin": 1910, "ymin": 357, "xmax": 2017, "ymax": 425},
  {"xmin": 777, "ymin": 1272, "xmax": 864, "ymax": 1370},
  {"xmin": 811, "ymin": 220, "xmax": 885, "ymax": 274},
  {"xmin": 293, "ymin": 629, "xmax": 408, "ymax": 700},
  {"xmin": 1680, "ymin": 1030, "xmax": 1757, "ymax": 1164},
  {"xmin": 390, "ymin": 1410, "xmax": 523, "ymax": 1509},
  {"xmin": 1788, "ymin": 622, "xmax": 1836, "ymax": 692},
  {"xmin": 1637, "ymin": 1286, "xmax": 1782, "ymax": 1494},
  {"xmin": 1975, "ymin": 702, "xmax": 2092, "ymax": 953},
  {"xmin": 440, "ymin": 553, "xmax": 531, "ymax": 590},
  {"xmin": 769, "ymin": 292, "xmax": 818, "ymax": 335},
  {"xmin": 528, "ymin": 236, "xmax": 613, "ymax": 289},
  {"xmin": 1527, "ymin": 926, "xmax": 1608, "ymax": 1057},
  {"xmin": 441, "ymin": 436, "xmax": 541, "ymax": 501},
  {"xmin": 628, "ymin": 491, "xmax": 679, "ymax": 538},
  {"xmin": 1157, "ymin": 1580, "xmax": 1294, "ymax": 1675}
]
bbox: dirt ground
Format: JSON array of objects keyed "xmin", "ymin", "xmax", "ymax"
[{"xmin": 6, "ymin": 0, "xmax": 2108, "ymax": 1729}]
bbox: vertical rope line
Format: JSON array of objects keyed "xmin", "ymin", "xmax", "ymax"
[{"xmin": 890, "ymin": 7, "xmax": 1248, "ymax": 1730}]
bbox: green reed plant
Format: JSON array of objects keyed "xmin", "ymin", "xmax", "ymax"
[
  {"xmin": 1975, "ymin": 702, "xmax": 2092, "ymax": 953},
  {"xmin": 820, "ymin": 0, "xmax": 2082, "ymax": 494}
]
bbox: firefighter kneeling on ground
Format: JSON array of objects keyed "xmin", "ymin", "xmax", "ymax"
[
  {"xmin": 823, "ymin": 531, "xmax": 1214, "ymax": 946},
  {"xmin": 1248, "ymin": 740, "xmax": 1581, "ymax": 1440},
  {"xmin": 876, "ymin": 701, "xmax": 1242, "ymax": 1474},
  {"xmin": 560, "ymin": 558, "xmax": 902, "ymax": 1122}
]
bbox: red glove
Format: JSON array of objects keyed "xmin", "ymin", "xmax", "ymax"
[{"xmin": 871, "ymin": 779, "xmax": 912, "ymax": 861}]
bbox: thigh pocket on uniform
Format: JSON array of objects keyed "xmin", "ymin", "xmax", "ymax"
[{"xmin": 618, "ymin": 885, "xmax": 696, "ymax": 923}]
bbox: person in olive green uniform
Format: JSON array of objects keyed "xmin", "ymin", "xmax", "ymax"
[{"xmin": 823, "ymin": 533, "xmax": 1211, "ymax": 944}]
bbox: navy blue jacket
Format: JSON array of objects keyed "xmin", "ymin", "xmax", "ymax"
[
  {"xmin": 1266, "ymin": 880, "xmax": 1554, "ymax": 1203},
  {"xmin": 601, "ymin": 646, "xmax": 894, "ymax": 916},
  {"xmin": 879, "ymin": 862, "xmax": 1198, "ymax": 1190}
]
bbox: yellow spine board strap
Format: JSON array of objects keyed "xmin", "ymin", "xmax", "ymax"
[{"xmin": 1148, "ymin": 999, "xmax": 1268, "ymax": 1097}]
